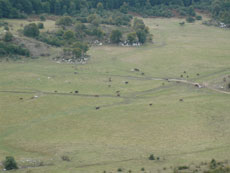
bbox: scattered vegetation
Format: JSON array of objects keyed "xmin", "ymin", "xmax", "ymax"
[
  {"xmin": 0, "ymin": 41, "xmax": 30, "ymax": 57},
  {"xmin": 110, "ymin": 30, "xmax": 123, "ymax": 44},
  {"xmin": 3, "ymin": 156, "xmax": 18, "ymax": 170},
  {"xmin": 3, "ymin": 31, "xmax": 13, "ymax": 42},
  {"xmin": 23, "ymin": 23, "xmax": 40, "ymax": 38},
  {"xmin": 61, "ymin": 155, "xmax": 70, "ymax": 162},
  {"xmin": 186, "ymin": 16, "xmax": 195, "ymax": 23},
  {"xmin": 149, "ymin": 154, "xmax": 155, "ymax": 160}
]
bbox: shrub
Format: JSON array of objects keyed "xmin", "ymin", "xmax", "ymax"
[
  {"xmin": 178, "ymin": 166, "xmax": 189, "ymax": 170},
  {"xmin": 72, "ymin": 42, "xmax": 89, "ymax": 53},
  {"xmin": 61, "ymin": 155, "xmax": 70, "ymax": 161},
  {"xmin": 56, "ymin": 16, "xmax": 73, "ymax": 26},
  {"xmin": 117, "ymin": 168, "xmax": 123, "ymax": 172},
  {"xmin": 37, "ymin": 23, "xmax": 44, "ymax": 29},
  {"xmin": 38, "ymin": 33, "xmax": 63, "ymax": 47},
  {"xmin": 141, "ymin": 167, "xmax": 145, "ymax": 171},
  {"xmin": 186, "ymin": 16, "xmax": 195, "ymax": 23},
  {"xmin": 4, "ymin": 26, "xmax": 9, "ymax": 31},
  {"xmin": 210, "ymin": 159, "xmax": 217, "ymax": 169},
  {"xmin": 63, "ymin": 30, "xmax": 75, "ymax": 40},
  {"xmin": 0, "ymin": 41, "xmax": 30, "ymax": 57},
  {"xmin": 94, "ymin": 28, "xmax": 104, "ymax": 39},
  {"xmin": 3, "ymin": 32, "xmax": 13, "ymax": 42},
  {"xmin": 3, "ymin": 156, "xmax": 18, "ymax": 170},
  {"xmin": 40, "ymin": 15, "xmax": 46, "ymax": 21},
  {"xmin": 196, "ymin": 15, "xmax": 202, "ymax": 20},
  {"xmin": 149, "ymin": 154, "xmax": 155, "ymax": 160},
  {"xmin": 97, "ymin": 2, "xmax": 104, "ymax": 12},
  {"xmin": 127, "ymin": 32, "xmax": 137, "ymax": 44},
  {"xmin": 120, "ymin": 2, "xmax": 128, "ymax": 14},
  {"xmin": 23, "ymin": 23, "xmax": 39, "ymax": 37}
]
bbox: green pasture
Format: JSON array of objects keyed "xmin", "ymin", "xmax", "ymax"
[{"xmin": 0, "ymin": 17, "xmax": 230, "ymax": 172}]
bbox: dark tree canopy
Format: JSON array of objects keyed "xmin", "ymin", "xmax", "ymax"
[
  {"xmin": 23, "ymin": 23, "xmax": 40, "ymax": 37},
  {"xmin": 110, "ymin": 30, "xmax": 122, "ymax": 44}
]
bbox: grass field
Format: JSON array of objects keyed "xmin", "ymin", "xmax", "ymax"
[{"xmin": 0, "ymin": 17, "xmax": 230, "ymax": 173}]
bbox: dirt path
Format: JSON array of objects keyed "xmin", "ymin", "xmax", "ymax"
[{"xmin": 0, "ymin": 76, "xmax": 229, "ymax": 102}]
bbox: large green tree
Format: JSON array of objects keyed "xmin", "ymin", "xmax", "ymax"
[
  {"xmin": 23, "ymin": 23, "xmax": 40, "ymax": 37},
  {"xmin": 110, "ymin": 30, "xmax": 122, "ymax": 43}
]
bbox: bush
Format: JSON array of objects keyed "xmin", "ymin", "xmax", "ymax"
[
  {"xmin": 127, "ymin": 32, "xmax": 137, "ymax": 44},
  {"xmin": 186, "ymin": 16, "xmax": 195, "ymax": 23},
  {"xmin": 4, "ymin": 32, "xmax": 13, "ymax": 42},
  {"xmin": 4, "ymin": 26, "xmax": 9, "ymax": 31},
  {"xmin": 40, "ymin": 15, "xmax": 46, "ymax": 21},
  {"xmin": 37, "ymin": 23, "xmax": 44, "ymax": 29},
  {"xmin": 210, "ymin": 159, "xmax": 217, "ymax": 169},
  {"xmin": 149, "ymin": 154, "xmax": 155, "ymax": 160},
  {"xmin": 72, "ymin": 42, "xmax": 89, "ymax": 53},
  {"xmin": 3, "ymin": 156, "xmax": 18, "ymax": 170},
  {"xmin": 178, "ymin": 166, "xmax": 189, "ymax": 170},
  {"xmin": 196, "ymin": 15, "xmax": 202, "ymax": 20},
  {"xmin": 0, "ymin": 41, "xmax": 30, "ymax": 57},
  {"xmin": 117, "ymin": 168, "xmax": 123, "ymax": 172},
  {"xmin": 61, "ymin": 155, "xmax": 70, "ymax": 161},
  {"xmin": 56, "ymin": 16, "xmax": 73, "ymax": 26},
  {"xmin": 63, "ymin": 30, "xmax": 75, "ymax": 40},
  {"xmin": 23, "ymin": 23, "xmax": 39, "ymax": 37},
  {"xmin": 38, "ymin": 33, "xmax": 63, "ymax": 47}
]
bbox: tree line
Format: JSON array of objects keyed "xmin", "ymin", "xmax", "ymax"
[
  {"xmin": 0, "ymin": 0, "xmax": 229, "ymax": 24},
  {"xmin": 0, "ymin": 0, "xmax": 211, "ymax": 16}
]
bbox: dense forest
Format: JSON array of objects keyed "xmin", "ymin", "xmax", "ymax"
[{"xmin": 0, "ymin": 0, "xmax": 229, "ymax": 24}]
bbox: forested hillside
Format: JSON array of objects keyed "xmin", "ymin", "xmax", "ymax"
[{"xmin": 0, "ymin": 0, "xmax": 229, "ymax": 24}]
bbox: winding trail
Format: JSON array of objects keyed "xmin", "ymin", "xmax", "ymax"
[{"xmin": 0, "ymin": 75, "xmax": 229, "ymax": 100}]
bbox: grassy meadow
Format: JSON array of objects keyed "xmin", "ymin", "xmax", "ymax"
[{"xmin": 0, "ymin": 17, "xmax": 230, "ymax": 172}]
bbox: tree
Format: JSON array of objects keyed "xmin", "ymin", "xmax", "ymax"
[
  {"xmin": 87, "ymin": 14, "xmax": 100, "ymax": 26},
  {"xmin": 120, "ymin": 2, "xmax": 128, "ymax": 14},
  {"xmin": 136, "ymin": 30, "xmax": 147, "ymax": 44},
  {"xmin": 133, "ymin": 18, "xmax": 146, "ymax": 31},
  {"xmin": 127, "ymin": 32, "xmax": 137, "ymax": 44},
  {"xmin": 110, "ymin": 30, "xmax": 122, "ymax": 44},
  {"xmin": 0, "ymin": 0, "xmax": 12, "ymax": 18},
  {"xmin": 97, "ymin": 2, "xmax": 103, "ymax": 12},
  {"xmin": 72, "ymin": 48, "xmax": 82, "ymax": 59},
  {"xmin": 4, "ymin": 31, "xmax": 13, "ymax": 42},
  {"xmin": 63, "ymin": 30, "xmax": 75, "ymax": 40},
  {"xmin": 3, "ymin": 156, "xmax": 18, "ymax": 170},
  {"xmin": 72, "ymin": 42, "xmax": 89, "ymax": 53},
  {"xmin": 87, "ymin": 14, "xmax": 97, "ymax": 23},
  {"xmin": 75, "ymin": 22, "xmax": 87, "ymax": 32},
  {"xmin": 23, "ymin": 23, "xmax": 39, "ymax": 37},
  {"xmin": 188, "ymin": 6, "xmax": 195, "ymax": 16}
]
